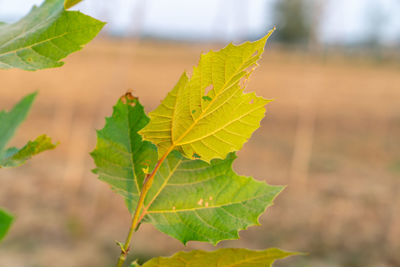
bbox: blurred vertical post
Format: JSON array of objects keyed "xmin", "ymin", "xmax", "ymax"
[
  {"xmin": 290, "ymin": 93, "xmax": 316, "ymax": 188},
  {"xmin": 284, "ymin": 0, "xmax": 324, "ymax": 188},
  {"xmin": 128, "ymin": 0, "xmax": 147, "ymax": 41},
  {"xmin": 386, "ymin": 184, "xmax": 400, "ymax": 252},
  {"xmin": 61, "ymin": 104, "xmax": 95, "ymax": 193},
  {"xmin": 107, "ymin": 0, "xmax": 147, "ymax": 99}
]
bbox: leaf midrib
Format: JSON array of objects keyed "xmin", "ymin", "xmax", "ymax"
[
  {"xmin": 143, "ymin": 157, "xmax": 183, "ymax": 214},
  {"xmin": 0, "ymin": 15, "xmax": 101, "ymax": 59},
  {"xmin": 125, "ymin": 104, "xmax": 141, "ymax": 194},
  {"xmin": 1, "ymin": 30, "xmax": 72, "ymax": 58},
  {"xmin": 171, "ymin": 51, "xmax": 260, "ymax": 149},
  {"xmin": 0, "ymin": 5, "xmax": 61, "ymax": 51},
  {"xmin": 177, "ymin": 103, "xmax": 264, "ymax": 146},
  {"xmin": 147, "ymin": 192, "xmax": 272, "ymax": 214}
]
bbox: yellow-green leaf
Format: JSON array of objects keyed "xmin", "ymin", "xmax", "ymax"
[
  {"xmin": 0, "ymin": 135, "xmax": 57, "ymax": 168},
  {"xmin": 0, "ymin": 93, "xmax": 57, "ymax": 168},
  {"xmin": 139, "ymin": 29, "xmax": 274, "ymax": 162},
  {"xmin": 140, "ymin": 248, "xmax": 299, "ymax": 267},
  {"xmin": 64, "ymin": 0, "xmax": 83, "ymax": 9}
]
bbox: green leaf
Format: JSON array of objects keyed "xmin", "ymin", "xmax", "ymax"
[
  {"xmin": 139, "ymin": 29, "xmax": 275, "ymax": 163},
  {"xmin": 0, "ymin": 92, "xmax": 36, "ymax": 153},
  {"xmin": 140, "ymin": 248, "xmax": 299, "ymax": 267},
  {"xmin": 0, "ymin": 135, "xmax": 57, "ymax": 167},
  {"xmin": 0, "ymin": 93, "xmax": 57, "ymax": 168},
  {"xmin": 91, "ymin": 93, "xmax": 158, "ymax": 212},
  {"xmin": 92, "ymin": 95, "xmax": 283, "ymax": 245},
  {"xmin": 0, "ymin": 0, "xmax": 105, "ymax": 71},
  {"xmin": 141, "ymin": 151, "xmax": 282, "ymax": 245},
  {"xmin": 0, "ymin": 209, "xmax": 14, "ymax": 242}
]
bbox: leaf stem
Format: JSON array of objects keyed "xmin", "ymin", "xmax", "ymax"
[{"xmin": 115, "ymin": 146, "xmax": 174, "ymax": 267}]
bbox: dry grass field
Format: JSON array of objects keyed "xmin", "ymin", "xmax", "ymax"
[{"xmin": 0, "ymin": 38, "xmax": 399, "ymax": 267}]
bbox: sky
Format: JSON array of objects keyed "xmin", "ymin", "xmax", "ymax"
[{"xmin": 0, "ymin": 0, "xmax": 399, "ymax": 45}]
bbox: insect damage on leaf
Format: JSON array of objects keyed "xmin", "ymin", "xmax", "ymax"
[
  {"xmin": 139, "ymin": 29, "xmax": 275, "ymax": 162},
  {"xmin": 202, "ymin": 96, "xmax": 212, "ymax": 101},
  {"xmin": 120, "ymin": 90, "xmax": 138, "ymax": 106},
  {"xmin": 91, "ymin": 95, "xmax": 158, "ymax": 212}
]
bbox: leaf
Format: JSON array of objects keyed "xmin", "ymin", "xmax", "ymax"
[
  {"xmin": 0, "ymin": 93, "xmax": 57, "ymax": 168},
  {"xmin": 0, "ymin": 209, "xmax": 13, "ymax": 241},
  {"xmin": 91, "ymin": 93, "xmax": 158, "ymax": 212},
  {"xmin": 0, "ymin": 135, "xmax": 57, "ymax": 167},
  {"xmin": 141, "ymin": 151, "xmax": 282, "ymax": 245},
  {"xmin": 139, "ymin": 29, "xmax": 275, "ymax": 162},
  {"xmin": 0, "ymin": 0, "xmax": 105, "ymax": 71},
  {"xmin": 0, "ymin": 92, "xmax": 36, "ymax": 153},
  {"xmin": 64, "ymin": 0, "xmax": 83, "ymax": 9},
  {"xmin": 140, "ymin": 248, "xmax": 299, "ymax": 267},
  {"xmin": 92, "ymin": 95, "xmax": 283, "ymax": 245}
]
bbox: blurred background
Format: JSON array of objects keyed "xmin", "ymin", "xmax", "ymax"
[{"xmin": 0, "ymin": 0, "xmax": 399, "ymax": 266}]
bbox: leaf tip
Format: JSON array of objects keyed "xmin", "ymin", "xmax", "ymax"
[
  {"xmin": 265, "ymin": 27, "xmax": 276, "ymax": 40},
  {"xmin": 64, "ymin": 0, "xmax": 84, "ymax": 9}
]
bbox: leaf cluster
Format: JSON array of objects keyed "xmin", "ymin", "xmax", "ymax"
[
  {"xmin": 0, "ymin": 0, "xmax": 103, "ymax": 244},
  {"xmin": 91, "ymin": 29, "xmax": 299, "ymax": 265},
  {"xmin": 0, "ymin": 1, "xmax": 299, "ymax": 265}
]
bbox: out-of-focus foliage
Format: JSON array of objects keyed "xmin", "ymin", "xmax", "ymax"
[
  {"xmin": 273, "ymin": 0, "xmax": 311, "ymax": 44},
  {"xmin": 0, "ymin": 135, "xmax": 56, "ymax": 167},
  {"xmin": 0, "ymin": 0, "xmax": 104, "ymax": 70},
  {"xmin": 0, "ymin": 209, "xmax": 13, "ymax": 242},
  {"xmin": 0, "ymin": 92, "xmax": 57, "ymax": 168}
]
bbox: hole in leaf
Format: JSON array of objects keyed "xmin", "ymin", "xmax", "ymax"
[
  {"xmin": 192, "ymin": 109, "xmax": 196, "ymax": 114},
  {"xmin": 119, "ymin": 90, "xmax": 138, "ymax": 106},
  {"xmin": 249, "ymin": 99, "xmax": 254, "ymax": 104},
  {"xmin": 204, "ymin": 85, "xmax": 213, "ymax": 96},
  {"xmin": 251, "ymin": 50, "xmax": 259, "ymax": 57},
  {"xmin": 192, "ymin": 153, "xmax": 201, "ymax": 159},
  {"xmin": 202, "ymin": 96, "xmax": 212, "ymax": 102}
]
